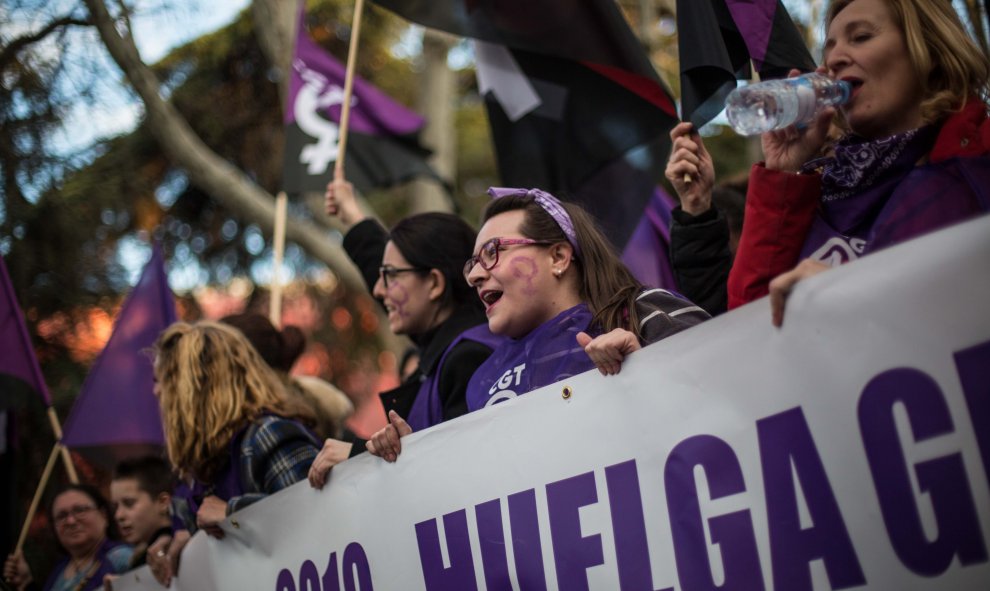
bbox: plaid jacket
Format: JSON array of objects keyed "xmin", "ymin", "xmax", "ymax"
[{"xmin": 227, "ymin": 415, "xmax": 320, "ymax": 513}]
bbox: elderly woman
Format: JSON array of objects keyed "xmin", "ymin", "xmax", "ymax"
[
  {"xmin": 145, "ymin": 321, "xmax": 320, "ymax": 586},
  {"xmin": 366, "ymin": 188, "xmax": 710, "ymax": 462},
  {"xmin": 4, "ymin": 485, "xmax": 132, "ymax": 591},
  {"xmin": 727, "ymin": 0, "xmax": 990, "ymax": 324}
]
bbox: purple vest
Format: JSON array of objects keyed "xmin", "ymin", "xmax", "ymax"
[
  {"xmin": 801, "ymin": 155, "xmax": 990, "ymax": 265},
  {"xmin": 466, "ymin": 304, "xmax": 598, "ymax": 412},
  {"xmin": 405, "ymin": 324, "xmax": 503, "ymax": 431}
]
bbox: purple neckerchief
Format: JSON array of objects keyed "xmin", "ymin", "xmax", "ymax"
[
  {"xmin": 405, "ymin": 324, "xmax": 504, "ymax": 431},
  {"xmin": 466, "ymin": 304, "xmax": 597, "ymax": 412},
  {"xmin": 801, "ymin": 153, "xmax": 990, "ymax": 264},
  {"xmin": 803, "ymin": 125, "xmax": 938, "ymax": 203},
  {"xmin": 487, "ymin": 187, "xmax": 582, "ymax": 258}
]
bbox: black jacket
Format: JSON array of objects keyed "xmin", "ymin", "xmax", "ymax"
[
  {"xmin": 669, "ymin": 206, "xmax": 733, "ymax": 316},
  {"xmin": 342, "ymin": 219, "xmax": 492, "ymax": 456}
]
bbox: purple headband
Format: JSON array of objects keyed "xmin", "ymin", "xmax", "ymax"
[{"xmin": 487, "ymin": 187, "xmax": 582, "ymax": 259}]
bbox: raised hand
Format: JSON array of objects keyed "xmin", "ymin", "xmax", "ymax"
[
  {"xmin": 665, "ymin": 122, "xmax": 715, "ymax": 215},
  {"xmin": 762, "ymin": 68, "xmax": 835, "ymax": 173},
  {"xmin": 324, "ymin": 178, "xmax": 365, "ymax": 227}
]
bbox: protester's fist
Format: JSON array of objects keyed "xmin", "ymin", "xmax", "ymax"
[
  {"xmin": 195, "ymin": 496, "xmax": 228, "ymax": 539},
  {"xmin": 308, "ymin": 438, "xmax": 354, "ymax": 489},
  {"xmin": 4, "ymin": 550, "xmax": 32, "ymax": 591},
  {"xmin": 665, "ymin": 122, "xmax": 715, "ymax": 215},
  {"xmin": 324, "ymin": 178, "xmax": 363, "ymax": 226},
  {"xmin": 366, "ymin": 411, "xmax": 413, "ymax": 462}
]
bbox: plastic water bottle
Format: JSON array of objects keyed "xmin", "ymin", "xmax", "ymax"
[{"xmin": 725, "ymin": 73, "xmax": 851, "ymax": 136}]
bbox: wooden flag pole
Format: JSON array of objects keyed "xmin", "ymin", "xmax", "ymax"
[
  {"xmin": 46, "ymin": 406, "xmax": 78, "ymax": 483},
  {"xmin": 15, "ymin": 443, "xmax": 61, "ymax": 553},
  {"xmin": 270, "ymin": 191, "xmax": 288, "ymax": 328},
  {"xmin": 333, "ymin": 0, "xmax": 366, "ymax": 181}
]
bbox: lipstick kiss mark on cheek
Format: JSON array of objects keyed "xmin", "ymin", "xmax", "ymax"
[{"xmin": 509, "ymin": 256, "xmax": 539, "ymax": 295}]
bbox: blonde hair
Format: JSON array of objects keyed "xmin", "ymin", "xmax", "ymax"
[
  {"xmin": 153, "ymin": 321, "xmax": 311, "ymax": 482},
  {"xmin": 826, "ymin": 0, "xmax": 990, "ymax": 123}
]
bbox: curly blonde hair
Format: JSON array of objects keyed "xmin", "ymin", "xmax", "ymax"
[
  {"xmin": 826, "ymin": 0, "xmax": 990, "ymax": 123},
  {"xmin": 153, "ymin": 321, "xmax": 311, "ymax": 482}
]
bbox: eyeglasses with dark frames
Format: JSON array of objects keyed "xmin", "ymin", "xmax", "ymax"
[
  {"xmin": 463, "ymin": 237, "xmax": 556, "ymax": 284},
  {"xmin": 53, "ymin": 504, "xmax": 97, "ymax": 524},
  {"xmin": 379, "ymin": 265, "xmax": 428, "ymax": 288}
]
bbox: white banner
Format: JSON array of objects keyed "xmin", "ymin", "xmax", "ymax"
[{"xmin": 117, "ymin": 216, "xmax": 990, "ymax": 591}]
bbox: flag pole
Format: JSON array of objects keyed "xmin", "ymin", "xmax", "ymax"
[
  {"xmin": 270, "ymin": 191, "xmax": 288, "ymax": 328},
  {"xmin": 333, "ymin": 0, "xmax": 366, "ymax": 181},
  {"xmin": 1, "ymin": 258, "xmax": 78, "ymax": 483},
  {"xmin": 46, "ymin": 407, "xmax": 79, "ymax": 483},
  {"xmin": 15, "ymin": 443, "xmax": 60, "ymax": 553}
]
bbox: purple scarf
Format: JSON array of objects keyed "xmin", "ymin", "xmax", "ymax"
[
  {"xmin": 799, "ymin": 124, "xmax": 953, "ymax": 262},
  {"xmin": 805, "ymin": 126, "xmax": 937, "ymax": 203},
  {"xmin": 466, "ymin": 304, "xmax": 597, "ymax": 411}
]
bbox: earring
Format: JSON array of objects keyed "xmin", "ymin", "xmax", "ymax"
[{"xmin": 553, "ymin": 268, "xmax": 562, "ymax": 277}]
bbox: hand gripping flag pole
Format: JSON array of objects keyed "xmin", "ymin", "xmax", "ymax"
[{"xmin": 271, "ymin": 0, "xmax": 365, "ymax": 327}]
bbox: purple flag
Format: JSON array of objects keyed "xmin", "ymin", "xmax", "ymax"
[
  {"xmin": 678, "ymin": 0, "xmax": 816, "ymax": 128},
  {"xmin": 283, "ymin": 8, "xmax": 440, "ymax": 194},
  {"xmin": 621, "ymin": 188, "xmax": 679, "ymax": 290},
  {"xmin": 0, "ymin": 255, "xmax": 51, "ymax": 405},
  {"xmin": 61, "ymin": 246, "xmax": 177, "ymax": 448}
]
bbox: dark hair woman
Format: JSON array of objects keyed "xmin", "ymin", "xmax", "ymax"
[
  {"xmin": 366, "ymin": 187, "xmax": 710, "ymax": 462},
  {"xmin": 308, "ymin": 180, "xmax": 500, "ymax": 488}
]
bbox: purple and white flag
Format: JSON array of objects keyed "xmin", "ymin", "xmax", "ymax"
[{"xmin": 282, "ymin": 8, "xmax": 440, "ymax": 194}]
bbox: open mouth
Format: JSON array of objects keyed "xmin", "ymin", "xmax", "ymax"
[{"xmin": 480, "ymin": 290, "xmax": 503, "ymax": 307}]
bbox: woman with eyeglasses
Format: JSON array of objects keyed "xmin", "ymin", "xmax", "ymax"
[
  {"xmin": 365, "ymin": 188, "xmax": 710, "ymax": 463},
  {"xmin": 308, "ymin": 180, "xmax": 500, "ymax": 489},
  {"xmin": 4, "ymin": 484, "xmax": 132, "ymax": 591}
]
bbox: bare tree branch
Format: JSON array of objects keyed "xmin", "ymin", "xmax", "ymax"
[
  {"xmin": 0, "ymin": 15, "xmax": 90, "ymax": 70},
  {"xmin": 80, "ymin": 0, "xmax": 367, "ymax": 294}
]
